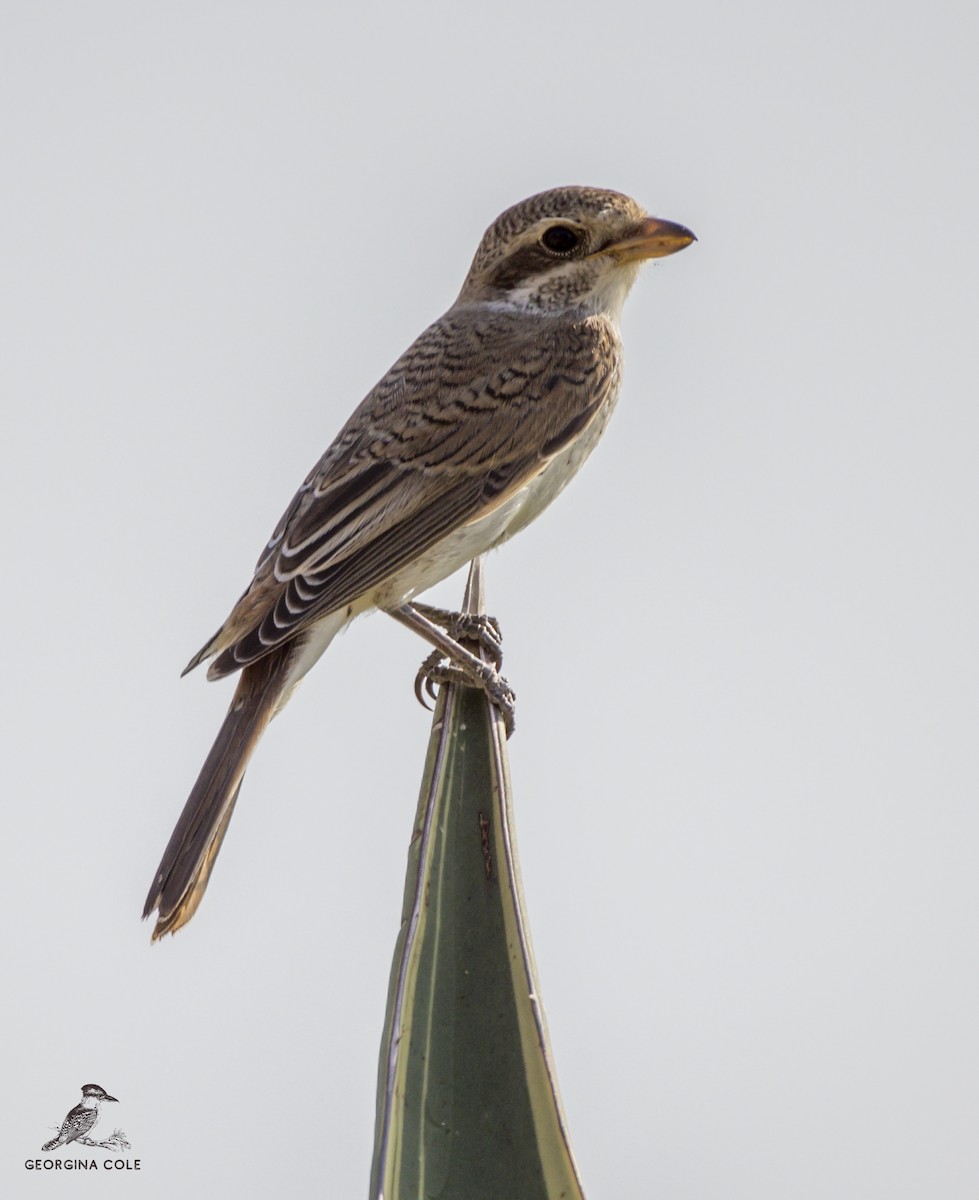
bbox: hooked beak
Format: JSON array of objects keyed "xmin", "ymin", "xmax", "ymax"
[{"xmin": 598, "ymin": 216, "xmax": 696, "ymax": 263}]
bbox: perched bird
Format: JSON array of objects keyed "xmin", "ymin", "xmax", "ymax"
[
  {"xmin": 144, "ymin": 186, "xmax": 694, "ymax": 939},
  {"xmin": 42, "ymin": 1084, "xmax": 118, "ymax": 1151}
]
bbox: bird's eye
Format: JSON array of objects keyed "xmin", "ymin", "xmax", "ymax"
[{"xmin": 540, "ymin": 225, "xmax": 582, "ymax": 254}]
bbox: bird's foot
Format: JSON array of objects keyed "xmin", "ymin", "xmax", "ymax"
[
  {"xmin": 390, "ymin": 600, "xmax": 515, "ymax": 736},
  {"xmin": 414, "ymin": 650, "xmax": 516, "ymax": 738},
  {"xmin": 411, "ymin": 604, "xmax": 504, "ymax": 671}
]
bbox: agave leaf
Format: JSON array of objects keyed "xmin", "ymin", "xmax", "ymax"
[{"xmin": 371, "ymin": 558, "xmax": 585, "ymax": 1200}]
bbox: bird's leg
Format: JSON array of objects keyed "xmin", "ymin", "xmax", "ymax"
[
  {"xmin": 410, "ymin": 602, "xmax": 504, "ymax": 670},
  {"xmin": 388, "ymin": 603, "xmax": 516, "ymax": 737}
]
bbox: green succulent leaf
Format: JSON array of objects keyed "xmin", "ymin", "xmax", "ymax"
[{"xmin": 371, "ymin": 560, "xmax": 585, "ymax": 1200}]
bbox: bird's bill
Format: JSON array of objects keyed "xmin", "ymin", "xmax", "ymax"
[
  {"xmin": 104, "ymin": 1094, "xmax": 119, "ymax": 1103},
  {"xmin": 598, "ymin": 216, "xmax": 696, "ymax": 263}
]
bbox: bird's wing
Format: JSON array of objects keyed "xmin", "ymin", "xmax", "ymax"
[
  {"xmin": 64, "ymin": 1103, "xmax": 95, "ymax": 1140},
  {"xmin": 187, "ymin": 310, "xmax": 619, "ymax": 679}
]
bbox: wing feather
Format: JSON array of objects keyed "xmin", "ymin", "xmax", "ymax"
[{"xmin": 195, "ymin": 309, "xmax": 619, "ymax": 678}]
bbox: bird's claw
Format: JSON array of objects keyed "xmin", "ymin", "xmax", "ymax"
[
  {"xmin": 412, "ymin": 605, "xmax": 504, "ymax": 671},
  {"xmin": 414, "ymin": 650, "xmax": 446, "ymax": 710},
  {"xmin": 451, "ymin": 613, "xmax": 504, "ymax": 671},
  {"xmin": 414, "ymin": 651, "xmax": 516, "ymax": 738}
]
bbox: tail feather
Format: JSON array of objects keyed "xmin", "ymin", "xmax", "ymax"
[
  {"xmin": 144, "ymin": 645, "xmax": 295, "ymax": 939},
  {"xmin": 181, "ymin": 624, "xmax": 224, "ymax": 677}
]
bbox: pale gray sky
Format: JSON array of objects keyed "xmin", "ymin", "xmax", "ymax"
[{"xmin": 3, "ymin": 1, "xmax": 978, "ymax": 1196}]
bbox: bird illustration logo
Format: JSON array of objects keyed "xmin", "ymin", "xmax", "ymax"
[{"xmin": 41, "ymin": 1084, "xmax": 125, "ymax": 1151}]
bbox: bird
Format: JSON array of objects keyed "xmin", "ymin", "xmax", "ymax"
[
  {"xmin": 42, "ymin": 1084, "xmax": 118, "ymax": 1151},
  {"xmin": 143, "ymin": 185, "xmax": 695, "ymax": 940}
]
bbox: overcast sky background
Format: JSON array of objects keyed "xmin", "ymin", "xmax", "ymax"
[{"xmin": 3, "ymin": 2, "xmax": 977, "ymax": 1196}]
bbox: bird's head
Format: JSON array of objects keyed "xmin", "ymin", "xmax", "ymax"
[
  {"xmin": 457, "ymin": 186, "xmax": 694, "ymax": 320},
  {"xmin": 80, "ymin": 1084, "xmax": 118, "ymax": 1102}
]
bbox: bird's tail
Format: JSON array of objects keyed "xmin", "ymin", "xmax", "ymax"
[
  {"xmin": 143, "ymin": 644, "xmax": 297, "ymax": 940},
  {"xmin": 41, "ymin": 1136, "xmax": 65, "ymax": 1151}
]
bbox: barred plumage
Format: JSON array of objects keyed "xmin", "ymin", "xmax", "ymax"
[
  {"xmin": 42, "ymin": 1085, "xmax": 118, "ymax": 1151},
  {"xmin": 144, "ymin": 186, "xmax": 694, "ymax": 939}
]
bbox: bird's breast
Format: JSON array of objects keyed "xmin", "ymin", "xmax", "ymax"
[
  {"xmin": 499, "ymin": 381, "xmax": 620, "ymax": 543},
  {"xmin": 371, "ymin": 373, "xmax": 621, "ymax": 610}
]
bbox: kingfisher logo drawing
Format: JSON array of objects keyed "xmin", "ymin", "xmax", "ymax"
[{"xmin": 40, "ymin": 1084, "xmax": 131, "ymax": 1153}]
